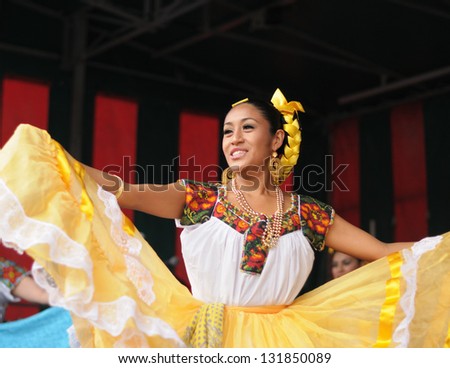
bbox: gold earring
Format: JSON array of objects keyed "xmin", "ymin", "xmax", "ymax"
[
  {"xmin": 222, "ymin": 167, "xmax": 235, "ymax": 184},
  {"xmin": 269, "ymin": 152, "xmax": 282, "ymax": 186}
]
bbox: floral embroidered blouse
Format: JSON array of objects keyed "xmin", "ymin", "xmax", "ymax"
[
  {"xmin": 176, "ymin": 180, "xmax": 334, "ymax": 307},
  {"xmin": 0, "ymin": 257, "xmax": 29, "ymax": 322}
]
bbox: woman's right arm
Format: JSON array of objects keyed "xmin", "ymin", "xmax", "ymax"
[
  {"xmin": 83, "ymin": 165, "xmax": 186, "ymax": 219},
  {"xmin": 12, "ymin": 276, "xmax": 49, "ymax": 305}
]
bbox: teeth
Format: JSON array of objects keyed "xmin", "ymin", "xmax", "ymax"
[{"xmin": 231, "ymin": 150, "xmax": 246, "ymax": 158}]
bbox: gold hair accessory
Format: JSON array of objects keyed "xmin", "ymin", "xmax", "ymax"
[
  {"xmin": 271, "ymin": 88, "xmax": 304, "ymax": 184},
  {"xmin": 231, "ymin": 97, "xmax": 249, "ymax": 107},
  {"xmin": 110, "ymin": 174, "xmax": 124, "ymax": 199}
]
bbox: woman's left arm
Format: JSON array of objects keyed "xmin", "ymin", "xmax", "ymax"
[{"xmin": 325, "ymin": 214, "xmax": 414, "ymax": 261}]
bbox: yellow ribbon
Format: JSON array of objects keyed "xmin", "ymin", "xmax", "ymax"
[
  {"xmin": 374, "ymin": 252, "xmax": 403, "ymax": 347},
  {"xmin": 445, "ymin": 324, "xmax": 450, "ymax": 348},
  {"xmin": 122, "ymin": 215, "xmax": 137, "ymax": 236},
  {"xmin": 270, "ymin": 88, "xmax": 305, "ymax": 115},
  {"xmin": 54, "ymin": 142, "xmax": 94, "ymax": 222}
]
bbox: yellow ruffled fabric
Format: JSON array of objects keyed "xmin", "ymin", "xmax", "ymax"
[
  {"xmin": 222, "ymin": 242, "xmax": 450, "ymax": 348},
  {"xmin": 0, "ymin": 124, "xmax": 449, "ymax": 348}
]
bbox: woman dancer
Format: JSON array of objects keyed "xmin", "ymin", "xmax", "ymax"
[{"xmin": 0, "ymin": 89, "xmax": 448, "ymax": 347}]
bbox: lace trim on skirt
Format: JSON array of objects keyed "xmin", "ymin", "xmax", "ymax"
[
  {"xmin": 393, "ymin": 235, "xmax": 443, "ymax": 347},
  {"xmin": 0, "ymin": 179, "xmax": 184, "ymax": 347}
]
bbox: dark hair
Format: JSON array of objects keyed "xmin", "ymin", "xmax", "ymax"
[{"xmin": 240, "ymin": 99, "xmax": 288, "ymax": 155}]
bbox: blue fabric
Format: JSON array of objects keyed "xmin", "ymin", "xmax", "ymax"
[{"xmin": 0, "ymin": 307, "xmax": 72, "ymax": 347}]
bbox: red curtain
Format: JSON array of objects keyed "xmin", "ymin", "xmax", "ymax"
[
  {"xmin": 0, "ymin": 76, "xmax": 50, "ymax": 268},
  {"xmin": 330, "ymin": 118, "xmax": 360, "ymax": 227},
  {"xmin": 175, "ymin": 112, "xmax": 220, "ymax": 286},
  {"xmin": 0, "ymin": 76, "xmax": 50, "ymax": 320},
  {"xmin": 0, "ymin": 77, "xmax": 49, "ymax": 145},
  {"xmin": 92, "ymin": 94, "xmax": 138, "ymax": 220},
  {"xmin": 390, "ymin": 102, "xmax": 428, "ymax": 241}
]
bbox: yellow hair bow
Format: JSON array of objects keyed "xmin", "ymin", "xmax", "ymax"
[
  {"xmin": 270, "ymin": 88, "xmax": 305, "ymax": 115},
  {"xmin": 271, "ymin": 88, "xmax": 304, "ymax": 184}
]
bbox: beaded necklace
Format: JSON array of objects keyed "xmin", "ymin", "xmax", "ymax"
[{"xmin": 231, "ymin": 178, "xmax": 284, "ymax": 249}]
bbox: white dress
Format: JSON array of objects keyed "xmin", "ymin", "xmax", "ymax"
[{"xmin": 176, "ymin": 180, "xmax": 333, "ymax": 306}]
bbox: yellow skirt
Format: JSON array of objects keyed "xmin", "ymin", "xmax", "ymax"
[{"xmin": 0, "ymin": 124, "xmax": 449, "ymax": 348}]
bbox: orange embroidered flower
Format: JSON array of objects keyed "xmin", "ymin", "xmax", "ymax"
[
  {"xmin": 190, "ymin": 200, "xmax": 200, "ymax": 211},
  {"xmin": 292, "ymin": 213, "xmax": 300, "ymax": 226},
  {"xmin": 302, "ymin": 203, "xmax": 331, "ymax": 236},
  {"xmin": 246, "ymin": 233, "xmax": 255, "ymax": 242},
  {"xmin": 236, "ymin": 219, "xmax": 249, "ymax": 232},
  {"xmin": 201, "ymin": 195, "xmax": 216, "ymax": 210},
  {"xmin": 185, "ymin": 192, "xmax": 193, "ymax": 204},
  {"xmin": 246, "ymin": 251, "xmax": 266, "ymax": 270},
  {"xmin": 187, "ymin": 185, "xmax": 217, "ymax": 212},
  {"xmin": 251, "ymin": 224, "xmax": 265, "ymax": 237},
  {"xmin": 180, "ymin": 181, "xmax": 219, "ymax": 226},
  {"xmin": 215, "ymin": 203, "xmax": 226, "ymax": 215}
]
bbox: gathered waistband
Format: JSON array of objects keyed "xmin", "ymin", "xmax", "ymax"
[{"xmin": 225, "ymin": 304, "xmax": 287, "ymax": 314}]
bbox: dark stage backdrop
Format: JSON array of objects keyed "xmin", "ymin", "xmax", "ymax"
[
  {"xmin": 330, "ymin": 96, "xmax": 449, "ymax": 247},
  {"xmin": 423, "ymin": 94, "xmax": 450, "ymax": 236},
  {"xmin": 133, "ymin": 98, "xmax": 180, "ymax": 279},
  {"xmin": 360, "ymin": 110, "xmax": 394, "ymax": 242}
]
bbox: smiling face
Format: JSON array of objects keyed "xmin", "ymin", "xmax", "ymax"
[
  {"xmin": 222, "ymin": 103, "xmax": 284, "ymax": 177},
  {"xmin": 330, "ymin": 251, "xmax": 361, "ymax": 279}
]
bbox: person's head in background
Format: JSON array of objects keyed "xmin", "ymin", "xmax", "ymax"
[{"xmin": 330, "ymin": 251, "xmax": 362, "ymax": 279}]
